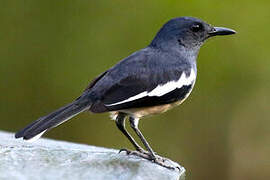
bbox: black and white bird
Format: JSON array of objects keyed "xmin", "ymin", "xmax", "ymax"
[{"xmin": 15, "ymin": 17, "xmax": 236, "ymax": 169}]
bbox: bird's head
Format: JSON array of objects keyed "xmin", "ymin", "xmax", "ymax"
[{"xmin": 150, "ymin": 17, "xmax": 236, "ymax": 51}]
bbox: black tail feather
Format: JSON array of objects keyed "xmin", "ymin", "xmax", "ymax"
[{"xmin": 15, "ymin": 101, "xmax": 89, "ymax": 140}]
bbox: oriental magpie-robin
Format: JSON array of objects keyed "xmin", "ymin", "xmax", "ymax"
[{"xmin": 15, "ymin": 17, "xmax": 236, "ymax": 169}]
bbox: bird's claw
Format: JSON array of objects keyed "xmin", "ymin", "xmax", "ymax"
[
  {"xmin": 153, "ymin": 158, "xmax": 179, "ymax": 170},
  {"xmin": 119, "ymin": 148, "xmax": 131, "ymax": 154},
  {"xmin": 119, "ymin": 148, "xmax": 149, "ymax": 155},
  {"xmin": 119, "ymin": 148, "xmax": 179, "ymax": 170}
]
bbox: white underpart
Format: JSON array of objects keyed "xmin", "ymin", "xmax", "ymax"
[
  {"xmin": 110, "ymin": 113, "xmax": 118, "ymax": 121},
  {"xmin": 25, "ymin": 130, "xmax": 47, "ymax": 143},
  {"xmin": 106, "ymin": 69, "xmax": 196, "ymax": 106}
]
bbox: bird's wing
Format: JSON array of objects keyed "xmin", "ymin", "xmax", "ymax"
[
  {"xmin": 87, "ymin": 49, "xmax": 196, "ymax": 113},
  {"xmin": 102, "ymin": 68, "xmax": 195, "ymax": 111},
  {"xmin": 84, "ymin": 70, "xmax": 108, "ymax": 91}
]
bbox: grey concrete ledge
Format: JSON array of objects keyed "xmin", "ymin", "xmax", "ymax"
[{"xmin": 0, "ymin": 131, "xmax": 185, "ymax": 180}]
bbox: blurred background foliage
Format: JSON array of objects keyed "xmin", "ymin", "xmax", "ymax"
[{"xmin": 0, "ymin": 0, "xmax": 269, "ymax": 179}]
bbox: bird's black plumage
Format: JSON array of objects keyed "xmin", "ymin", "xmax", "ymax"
[
  {"xmin": 15, "ymin": 17, "xmax": 235, "ymax": 168},
  {"xmin": 85, "ymin": 46, "xmax": 196, "ymax": 113}
]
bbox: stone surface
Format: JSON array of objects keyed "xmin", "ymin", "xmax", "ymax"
[{"xmin": 0, "ymin": 131, "xmax": 185, "ymax": 180}]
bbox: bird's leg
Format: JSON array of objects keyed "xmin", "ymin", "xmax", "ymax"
[
  {"xmin": 129, "ymin": 117, "xmax": 156, "ymax": 160},
  {"xmin": 116, "ymin": 114, "xmax": 176, "ymax": 170},
  {"xmin": 115, "ymin": 113, "xmax": 145, "ymax": 153},
  {"xmin": 128, "ymin": 117, "xmax": 177, "ymax": 170}
]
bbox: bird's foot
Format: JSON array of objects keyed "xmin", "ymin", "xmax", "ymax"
[
  {"xmin": 119, "ymin": 148, "xmax": 148, "ymax": 155},
  {"xmin": 119, "ymin": 149, "xmax": 179, "ymax": 170},
  {"xmin": 153, "ymin": 156, "xmax": 180, "ymax": 170}
]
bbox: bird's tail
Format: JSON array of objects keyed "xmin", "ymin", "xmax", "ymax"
[{"xmin": 15, "ymin": 100, "xmax": 90, "ymax": 142}]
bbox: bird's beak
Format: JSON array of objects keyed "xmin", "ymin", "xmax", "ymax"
[{"xmin": 208, "ymin": 27, "xmax": 236, "ymax": 36}]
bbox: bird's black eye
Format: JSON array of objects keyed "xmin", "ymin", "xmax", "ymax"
[{"xmin": 191, "ymin": 23, "xmax": 203, "ymax": 32}]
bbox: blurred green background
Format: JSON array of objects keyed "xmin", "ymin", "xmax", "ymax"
[{"xmin": 1, "ymin": 0, "xmax": 269, "ymax": 179}]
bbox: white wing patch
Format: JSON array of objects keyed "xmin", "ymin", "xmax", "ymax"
[{"xmin": 105, "ymin": 69, "xmax": 196, "ymax": 106}]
